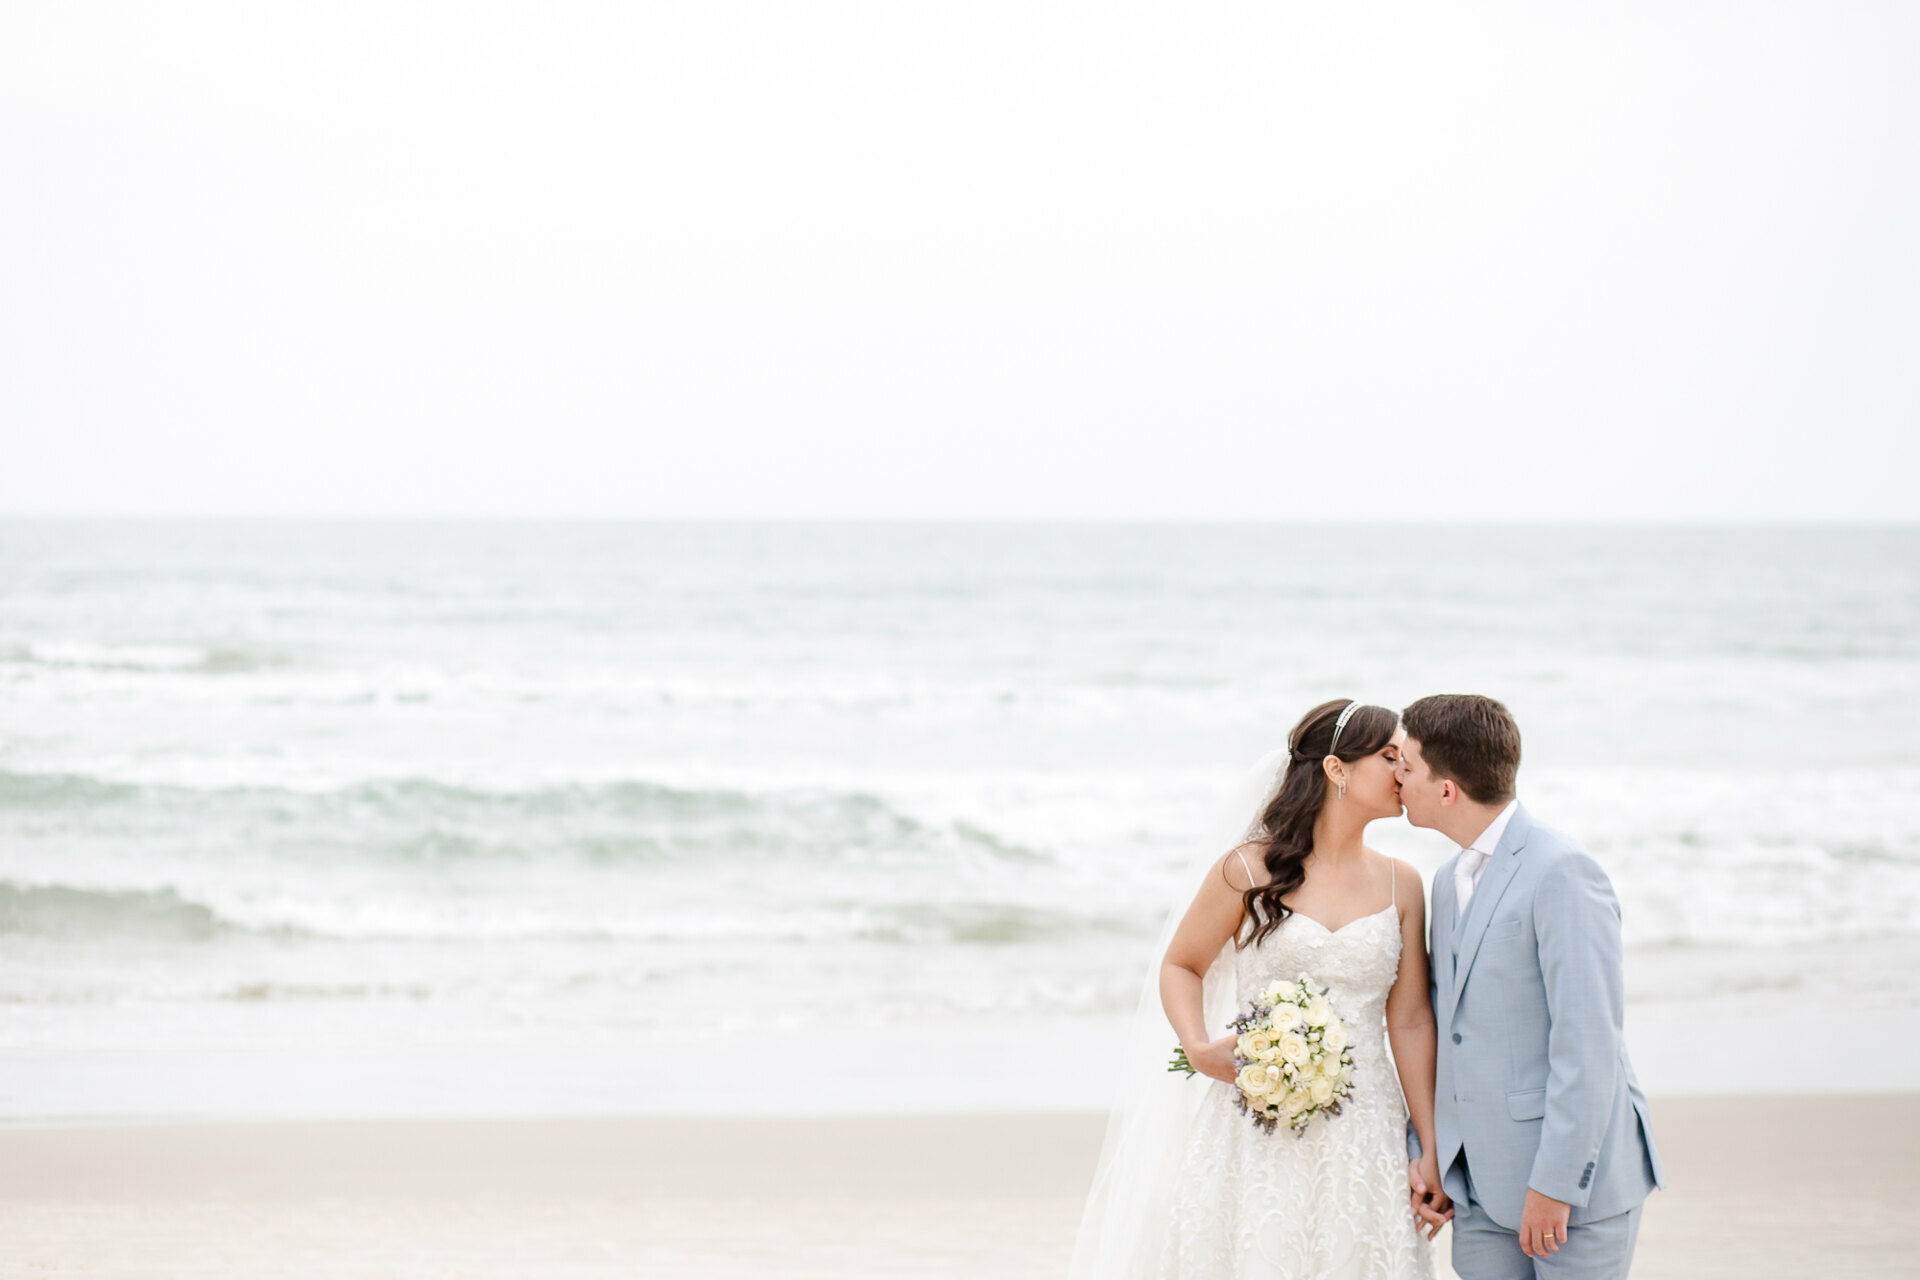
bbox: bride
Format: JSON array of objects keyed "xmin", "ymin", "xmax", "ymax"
[{"xmin": 1071, "ymin": 699, "xmax": 1449, "ymax": 1278}]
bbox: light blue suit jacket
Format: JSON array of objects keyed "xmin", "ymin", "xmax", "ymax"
[{"xmin": 1410, "ymin": 803, "xmax": 1665, "ymax": 1229}]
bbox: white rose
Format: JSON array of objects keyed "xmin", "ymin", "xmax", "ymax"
[
  {"xmin": 1321, "ymin": 1021, "xmax": 1347, "ymax": 1053},
  {"xmin": 1316, "ymin": 1053, "xmax": 1343, "ymax": 1079},
  {"xmin": 1309, "ymin": 1077, "xmax": 1335, "ymax": 1104},
  {"xmin": 1278, "ymin": 1032, "xmax": 1310, "ymax": 1064},
  {"xmin": 1237, "ymin": 1032, "xmax": 1260, "ymax": 1060},
  {"xmin": 1284, "ymin": 1089, "xmax": 1312, "ymax": 1116},
  {"xmin": 1236, "ymin": 1064, "xmax": 1279, "ymax": 1097},
  {"xmin": 1268, "ymin": 1003, "xmax": 1304, "ymax": 1031},
  {"xmin": 1261, "ymin": 980, "xmax": 1290, "ymax": 1005},
  {"xmin": 1304, "ymin": 998, "xmax": 1335, "ymax": 1025}
]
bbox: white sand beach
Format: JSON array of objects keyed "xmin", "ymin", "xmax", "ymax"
[{"xmin": 4, "ymin": 1094, "xmax": 1913, "ymax": 1278}]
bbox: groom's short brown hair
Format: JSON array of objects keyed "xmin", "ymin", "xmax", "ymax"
[{"xmin": 1401, "ymin": 695, "xmax": 1521, "ymax": 804}]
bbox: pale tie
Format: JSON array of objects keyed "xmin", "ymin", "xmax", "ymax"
[{"xmin": 1454, "ymin": 846, "xmax": 1490, "ymax": 921}]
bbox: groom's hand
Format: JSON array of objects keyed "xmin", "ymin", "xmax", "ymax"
[
  {"xmin": 1519, "ymin": 1188, "xmax": 1571, "ymax": 1257},
  {"xmin": 1407, "ymin": 1161, "xmax": 1452, "ymax": 1240}
]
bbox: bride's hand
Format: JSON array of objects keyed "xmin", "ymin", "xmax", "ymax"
[
  {"xmin": 1181, "ymin": 1034, "xmax": 1239, "ymax": 1083},
  {"xmin": 1407, "ymin": 1154, "xmax": 1453, "ymax": 1240}
]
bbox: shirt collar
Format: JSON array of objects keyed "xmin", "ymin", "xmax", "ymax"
[{"xmin": 1463, "ymin": 798, "xmax": 1520, "ymax": 860}]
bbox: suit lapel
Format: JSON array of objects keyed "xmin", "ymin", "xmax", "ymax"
[{"xmin": 1441, "ymin": 803, "xmax": 1533, "ymax": 1027}]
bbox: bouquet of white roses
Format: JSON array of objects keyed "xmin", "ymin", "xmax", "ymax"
[{"xmin": 1169, "ymin": 972, "xmax": 1356, "ymax": 1135}]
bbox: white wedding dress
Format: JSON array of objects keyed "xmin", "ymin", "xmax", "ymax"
[{"xmin": 1160, "ymin": 894, "xmax": 1436, "ymax": 1279}]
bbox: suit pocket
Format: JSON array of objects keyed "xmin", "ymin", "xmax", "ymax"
[
  {"xmin": 1507, "ymin": 1088, "xmax": 1547, "ymax": 1121},
  {"xmin": 1485, "ymin": 917, "xmax": 1524, "ymax": 941}
]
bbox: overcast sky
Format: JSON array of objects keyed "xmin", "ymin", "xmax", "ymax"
[{"xmin": 2, "ymin": 2, "xmax": 1914, "ymax": 521}]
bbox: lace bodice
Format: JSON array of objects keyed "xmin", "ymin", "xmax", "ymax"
[
  {"xmin": 1162, "ymin": 899, "xmax": 1435, "ymax": 1279},
  {"xmin": 1234, "ymin": 904, "xmax": 1403, "ymax": 1028}
]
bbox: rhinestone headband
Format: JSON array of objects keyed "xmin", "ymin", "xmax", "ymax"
[{"xmin": 1327, "ymin": 699, "xmax": 1366, "ymax": 756}]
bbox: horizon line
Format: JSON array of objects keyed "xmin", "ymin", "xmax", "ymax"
[{"xmin": 0, "ymin": 511, "xmax": 1915, "ymax": 529}]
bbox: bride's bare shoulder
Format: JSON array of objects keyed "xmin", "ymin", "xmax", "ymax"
[
  {"xmin": 1361, "ymin": 845, "xmax": 1413, "ymax": 871},
  {"xmin": 1367, "ymin": 850, "xmax": 1426, "ymax": 905},
  {"xmin": 1218, "ymin": 839, "xmax": 1272, "ymax": 892}
]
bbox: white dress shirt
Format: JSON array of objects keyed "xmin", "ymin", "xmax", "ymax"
[{"xmin": 1455, "ymin": 798, "xmax": 1519, "ymax": 920}]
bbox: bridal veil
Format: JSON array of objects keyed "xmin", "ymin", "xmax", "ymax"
[{"xmin": 1067, "ymin": 748, "xmax": 1288, "ymax": 1279}]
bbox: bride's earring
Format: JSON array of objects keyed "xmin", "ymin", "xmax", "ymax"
[{"xmin": 1337, "ymin": 781, "xmax": 1346, "ymax": 798}]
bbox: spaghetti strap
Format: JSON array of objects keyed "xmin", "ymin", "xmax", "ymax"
[
  {"xmin": 1389, "ymin": 859, "xmax": 1398, "ymax": 912},
  {"xmin": 1234, "ymin": 846, "xmax": 1256, "ymax": 887}
]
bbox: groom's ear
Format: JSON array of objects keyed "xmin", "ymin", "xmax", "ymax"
[{"xmin": 1438, "ymin": 779, "xmax": 1459, "ymax": 806}]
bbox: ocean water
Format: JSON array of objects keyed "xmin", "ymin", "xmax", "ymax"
[{"xmin": 2, "ymin": 519, "xmax": 1917, "ymax": 1118}]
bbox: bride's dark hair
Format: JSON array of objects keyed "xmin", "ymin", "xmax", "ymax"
[{"xmin": 1235, "ymin": 698, "xmax": 1399, "ymax": 949}]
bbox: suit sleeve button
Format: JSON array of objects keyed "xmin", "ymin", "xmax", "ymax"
[{"xmin": 1451, "ymin": 1033, "xmax": 1462, "ymax": 1044}]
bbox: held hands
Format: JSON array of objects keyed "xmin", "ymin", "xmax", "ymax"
[
  {"xmin": 1180, "ymin": 1034, "xmax": 1239, "ymax": 1083},
  {"xmin": 1406, "ymin": 1157, "xmax": 1453, "ymax": 1240},
  {"xmin": 1519, "ymin": 1188, "xmax": 1572, "ymax": 1258}
]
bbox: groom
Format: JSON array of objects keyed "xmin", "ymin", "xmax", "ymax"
[{"xmin": 1395, "ymin": 695, "xmax": 1663, "ymax": 1278}]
